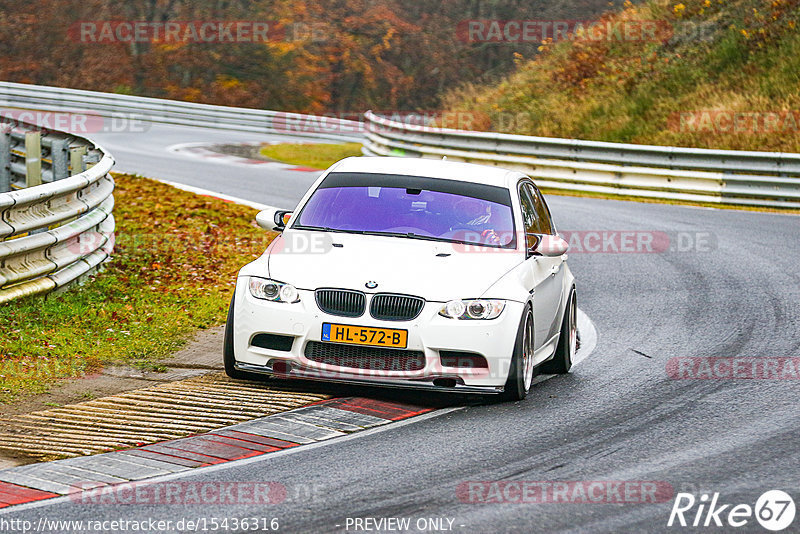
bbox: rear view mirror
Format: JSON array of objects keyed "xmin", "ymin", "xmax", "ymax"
[{"xmin": 256, "ymin": 209, "xmax": 293, "ymax": 231}]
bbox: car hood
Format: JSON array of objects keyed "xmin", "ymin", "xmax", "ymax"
[{"xmin": 266, "ymin": 230, "xmax": 523, "ymax": 302}]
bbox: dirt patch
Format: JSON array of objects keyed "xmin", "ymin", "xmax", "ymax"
[{"xmin": 209, "ymin": 143, "xmax": 274, "ymax": 161}]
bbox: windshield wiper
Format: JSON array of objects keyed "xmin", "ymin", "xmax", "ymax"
[
  {"xmin": 293, "ymin": 225, "xmax": 364, "ymax": 234},
  {"xmin": 361, "ymin": 231, "xmax": 448, "ymax": 243},
  {"xmin": 295, "ymin": 227, "xmax": 503, "ymax": 248},
  {"xmin": 402, "ymin": 232, "xmax": 448, "ymax": 243},
  {"xmin": 363, "ymin": 230, "xmax": 510, "ymax": 249}
]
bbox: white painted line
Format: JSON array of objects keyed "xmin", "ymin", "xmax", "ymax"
[
  {"xmin": 574, "ymin": 307, "xmax": 598, "ymax": 366},
  {"xmin": 531, "ymin": 307, "xmax": 597, "ymax": 386},
  {"xmin": 0, "ymin": 406, "xmax": 463, "ymax": 515},
  {"xmin": 165, "ymin": 141, "xmax": 222, "ymax": 154}
]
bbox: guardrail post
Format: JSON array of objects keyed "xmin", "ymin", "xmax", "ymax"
[
  {"xmin": 50, "ymin": 138, "xmax": 69, "ymax": 181},
  {"xmin": 69, "ymin": 146, "xmax": 86, "ymax": 175},
  {"xmin": 0, "ymin": 125, "xmax": 10, "ymax": 192},
  {"xmin": 25, "ymin": 131, "xmax": 42, "ymax": 187},
  {"xmin": 84, "ymin": 151, "xmax": 100, "ymax": 168}
]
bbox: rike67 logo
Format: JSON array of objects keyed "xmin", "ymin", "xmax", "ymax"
[{"xmin": 668, "ymin": 490, "xmax": 796, "ymax": 531}]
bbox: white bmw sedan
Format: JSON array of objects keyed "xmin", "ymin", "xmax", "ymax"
[{"xmin": 224, "ymin": 157, "xmax": 576, "ymax": 400}]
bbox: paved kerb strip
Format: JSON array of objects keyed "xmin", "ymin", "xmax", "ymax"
[
  {"xmin": 0, "ymin": 396, "xmax": 438, "ymax": 509},
  {"xmin": 0, "ymin": 482, "xmax": 58, "ymax": 508}
]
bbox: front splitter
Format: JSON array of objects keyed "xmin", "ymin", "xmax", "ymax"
[{"xmin": 234, "ymin": 362, "xmax": 505, "ymax": 395}]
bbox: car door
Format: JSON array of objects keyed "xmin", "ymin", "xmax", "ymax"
[
  {"xmin": 530, "ymin": 183, "xmax": 566, "ymax": 343},
  {"xmin": 519, "ymin": 181, "xmax": 563, "ymax": 355}
]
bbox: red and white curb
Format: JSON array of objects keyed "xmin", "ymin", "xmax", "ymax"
[
  {"xmin": 166, "ymin": 142, "xmax": 321, "ymax": 172},
  {"xmin": 0, "ymin": 397, "xmax": 433, "ymax": 509}
]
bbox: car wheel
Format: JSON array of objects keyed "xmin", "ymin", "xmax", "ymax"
[
  {"xmin": 500, "ymin": 305, "xmax": 535, "ymax": 401},
  {"xmin": 223, "ymin": 295, "xmax": 264, "ymax": 381},
  {"xmin": 540, "ymin": 288, "xmax": 576, "ymax": 374}
]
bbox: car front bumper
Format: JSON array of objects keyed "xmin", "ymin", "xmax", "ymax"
[{"xmin": 231, "ymin": 279, "xmax": 524, "ymax": 392}]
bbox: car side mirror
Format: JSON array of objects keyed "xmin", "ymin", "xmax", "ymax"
[
  {"xmin": 528, "ymin": 234, "xmax": 569, "ymax": 257},
  {"xmin": 256, "ymin": 209, "xmax": 293, "ymax": 231}
]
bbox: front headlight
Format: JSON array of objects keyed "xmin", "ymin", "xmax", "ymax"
[
  {"xmin": 439, "ymin": 299, "xmax": 505, "ymax": 320},
  {"xmin": 249, "ymin": 277, "xmax": 300, "ymax": 303}
]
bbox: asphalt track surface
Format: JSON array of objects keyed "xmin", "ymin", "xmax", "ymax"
[
  {"xmin": 4, "ymin": 124, "xmax": 800, "ymax": 533},
  {"xmin": 92, "ymin": 123, "xmax": 325, "ymax": 209}
]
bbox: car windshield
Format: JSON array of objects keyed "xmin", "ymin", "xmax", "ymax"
[{"xmin": 293, "ymin": 172, "xmax": 516, "ymax": 248}]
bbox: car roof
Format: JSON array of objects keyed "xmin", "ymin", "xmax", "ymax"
[{"xmin": 329, "ymin": 157, "xmax": 521, "ymax": 189}]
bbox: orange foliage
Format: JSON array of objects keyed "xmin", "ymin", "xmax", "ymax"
[{"xmin": 0, "ymin": 0, "xmax": 628, "ymax": 113}]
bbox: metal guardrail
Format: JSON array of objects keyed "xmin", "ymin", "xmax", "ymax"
[
  {"xmin": 363, "ymin": 111, "xmax": 800, "ymax": 209},
  {"xmin": 0, "ymin": 81, "xmax": 363, "ymax": 143},
  {"xmin": 0, "ymin": 117, "xmax": 115, "ymax": 304}
]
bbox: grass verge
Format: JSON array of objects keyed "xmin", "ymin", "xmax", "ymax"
[
  {"xmin": 260, "ymin": 142, "xmax": 363, "ymax": 169},
  {"xmin": 443, "ymin": 0, "xmax": 800, "ymax": 152},
  {"xmin": 0, "ymin": 174, "xmax": 276, "ymax": 404}
]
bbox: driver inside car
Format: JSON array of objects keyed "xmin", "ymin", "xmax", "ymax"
[{"xmin": 451, "ymin": 198, "xmax": 505, "ymax": 246}]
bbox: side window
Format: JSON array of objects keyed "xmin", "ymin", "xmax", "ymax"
[
  {"xmin": 529, "ymin": 186, "xmax": 555, "ymax": 234},
  {"xmin": 518, "ymin": 184, "xmax": 540, "ymax": 250}
]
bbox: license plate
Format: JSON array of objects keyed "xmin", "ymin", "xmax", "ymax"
[{"xmin": 321, "ymin": 323, "xmax": 408, "ymax": 349}]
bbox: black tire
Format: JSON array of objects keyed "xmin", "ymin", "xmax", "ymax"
[
  {"xmin": 223, "ymin": 295, "xmax": 265, "ymax": 381},
  {"xmin": 540, "ymin": 288, "xmax": 576, "ymax": 374},
  {"xmin": 500, "ymin": 305, "xmax": 535, "ymax": 401}
]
